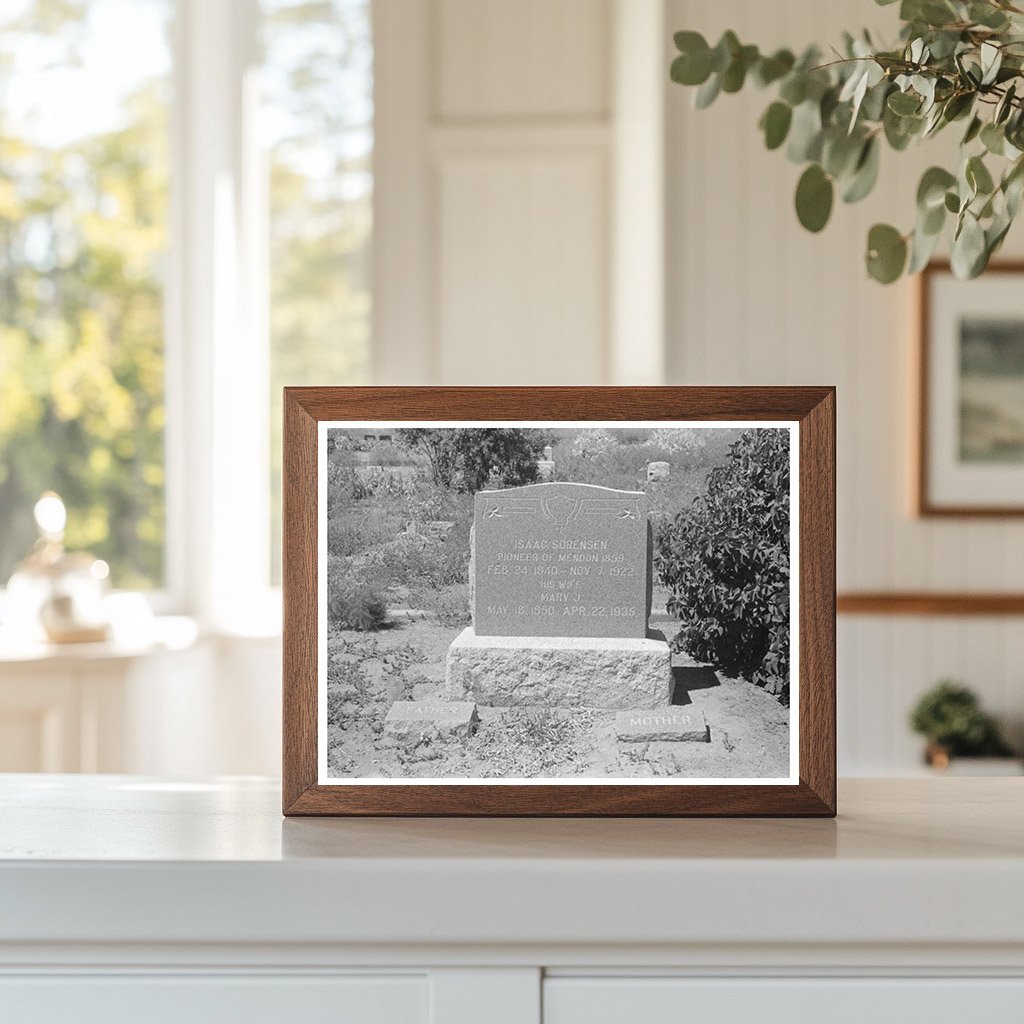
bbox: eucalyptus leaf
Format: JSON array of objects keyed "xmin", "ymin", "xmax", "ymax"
[
  {"xmin": 779, "ymin": 73, "xmax": 807, "ymax": 106},
  {"xmin": 760, "ymin": 101, "xmax": 793, "ymax": 150},
  {"xmin": 710, "ymin": 31, "xmax": 740, "ymax": 73},
  {"xmin": 795, "ymin": 164, "xmax": 834, "ymax": 232},
  {"xmin": 842, "ymin": 137, "xmax": 881, "ymax": 203},
  {"xmin": 917, "ymin": 166, "xmax": 957, "ymax": 210},
  {"xmin": 908, "ymin": 222, "xmax": 942, "ymax": 273},
  {"xmin": 787, "ymin": 101, "xmax": 823, "ymax": 162},
  {"xmin": 981, "ymin": 121, "xmax": 1005, "ymax": 155},
  {"xmin": 980, "ymin": 42, "xmax": 1002, "ymax": 86},
  {"xmin": 962, "ymin": 115, "xmax": 983, "ymax": 145},
  {"xmin": 967, "ymin": 154, "xmax": 995, "ymax": 195},
  {"xmin": 721, "ymin": 45, "xmax": 758, "ymax": 93},
  {"xmin": 754, "ymin": 49, "xmax": 795, "ymax": 87},
  {"xmin": 996, "ymin": 82, "xmax": 1017, "ymax": 124},
  {"xmin": 866, "ymin": 223, "xmax": 908, "ymax": 283},
  {"xmin": 970, "ymin": 2, "xmax": 1009, "ymax": 29},
  {"xmin": 888, "ymin": 90, "xmax": 921, "ymax": 115},
  {"xmin": 822, "ymin": 128, "xmax": 863, "ymax": 178},
  {"xmin": 951, "ymin": 211, "xmax": 986, "ymax": 278},
  {"xmin": 694, "ymin": 73, "xmax": 721, "ymax": 109}
]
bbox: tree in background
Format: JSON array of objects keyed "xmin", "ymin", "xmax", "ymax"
[
  {"xmin": 0, "ymin": 1, "xmax": 169, "ymax": 587},
  {"xmin": 397, "ymin": 429, "xmax": 551, "ymax": 493},
  {"xmin": 655, "ymin": 429, "xmax": 791, "ymax": 701}
]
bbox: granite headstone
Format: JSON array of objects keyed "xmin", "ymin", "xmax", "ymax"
[{"xmin": 472, "ymin": 482, "xmax": 648, "ymax": 639}]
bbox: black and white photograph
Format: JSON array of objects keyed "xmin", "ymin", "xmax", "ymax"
[{"xmin": 317, "ymin": 421, "xmax": 798, "ymax": 785}]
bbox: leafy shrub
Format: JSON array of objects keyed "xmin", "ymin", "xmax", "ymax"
[
  {"xmin": 327, "ymin": 558, "xmax": 390, "ymax": 631},
  {"xmin": 654, "ymin": 429, "xmax": 790, "ymax": 700},
  {"xmin": 910, "ymin": 681, "xmax": 1014, "ymax": 758}
]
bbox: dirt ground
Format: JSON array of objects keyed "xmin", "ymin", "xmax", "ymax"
[{"xmin": 325, "ymin": 608, "xmax": 790, "ymax": 781}]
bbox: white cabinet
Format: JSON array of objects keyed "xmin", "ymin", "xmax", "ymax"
[
  {"xmin": 2, "ymin": 777, "xmax": 1023, "ymax": 1024},
  {"xmin": 544, "ymin": 978, "xmax": 1024, "ymax": 1024},
  {"xmin": 1, "ymin": 975, "xmax": 428, "ymax": 1024}
]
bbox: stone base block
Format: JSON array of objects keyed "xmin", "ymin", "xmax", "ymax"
[{"xmin": 444, "ymin": 627, "xmax": 672, "ymax": 709}]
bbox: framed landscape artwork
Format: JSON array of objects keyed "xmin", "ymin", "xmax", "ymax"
[
  {"xmin": 282, "ymin": 387, "xmax": 836, "ymax": 816},
  {"xmin": 918, "ymin": 262, "xmax": 1024, "ymax": 516}
]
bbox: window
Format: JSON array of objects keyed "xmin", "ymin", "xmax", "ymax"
[
  {"xmin": 0, "ymin": 0, "xmax": 172, "ymax": 589},
  {"xmin": 0, "ymin": 0, "xmax": 373, "ymax": 618},
  {"xmin": 261, "ymin": 0, "xmax": 372, "ymax": 581}
]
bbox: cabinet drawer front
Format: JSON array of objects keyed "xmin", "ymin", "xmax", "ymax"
[
  {"xmin": 545, "ymin": 978, "xmax": 1024, "ymax": 1024},
  {"xmin": 0, "ymin": 974, "xmax": 427, "ymax": 1024}
]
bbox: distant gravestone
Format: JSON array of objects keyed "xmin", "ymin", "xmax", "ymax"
[
  {"xmin": 383, "ymin": 701, "xmax": 479, "ymax": 742},
  {"xmin": 615, "ymin": 707, "xmax": 709, "ymax": 743},
  {"xmin": 536, "ymin": 445, "xmax": 556, "ymax": 481},
  {"xmin": 445, "ymin": 482, "xmax": 672, "ymax": 710},
  {"xmin": 472, "ymin": 482, "xmax": 649, "ymax": 639},
  {"xmin": 647, "ymin": 461, "xmax": 670, "ymax": 482}
]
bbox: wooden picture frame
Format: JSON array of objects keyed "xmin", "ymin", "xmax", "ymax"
[
  {"xmin": 917, "ymin": 260, "xmax": 1024, "ymax": 517},
  {"xmin": 283, "ymin": 387, "xmax": 836, "ymax": 817}
]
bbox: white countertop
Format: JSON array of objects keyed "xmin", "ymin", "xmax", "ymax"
[{"xmin": 2, "ymin": 775, "xmax": 1023, "ymax": 952}]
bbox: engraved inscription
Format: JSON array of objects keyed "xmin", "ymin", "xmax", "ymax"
[{"xmin": 473, "ymin": 482, "xmax": 649, "ymax": 639}]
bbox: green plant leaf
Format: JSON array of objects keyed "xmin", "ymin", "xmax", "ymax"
[
  {"xmin": 779, "ymin": 74, "xmax": 807, "ymax": 106},
  {"xmin": 795, "ymin": 164, "xmax": 834, "ymax": 232},
  {"xmin": 888, "ymin": 90, "xmax": 921, "ymax": 115},
  {"xmin": 970, "ymin": 2, "xmax": 1009, "ymax": 29},
  {"xmin": 721, "ymin": 44, "xmax": 759, "ymax": 92},
  {"xmin": 942, "ymin": 91, "xmax": 974, "ymax": 123},
  {"xmin": 967, "ymin": 154, "xmax": 995, "ymax": 196},
  {"xmin": 842, "ymin": 137, "xmax": 880, "ymax": 203},
  {"xmin": 822, "ymin": 128, "xmax": 862, "ymax": 177},
  {"xmin": 671, "ymin": 32, "xmax": 713, "ymax": 86},
  {"xmin": 944, "ymin": 190, "xmax": 960, "ymax": 213},
  {"xmin": 980, "ymin": 41, "xmax": 1002, "ymax": 86},
  {"xmin": 917, "ymin": 166, "xmax": 957, "ymax": 210},
  {"xmin": 981, "ymin": 121, "xmax": 1005, "ymax": 155},
  {"xmin": 884, "ymin": 106, "xmax": 921, "ymax": 150},
  {"xmin": 908, "ymin": 221, "xmax": 942, "ymax": 273},
  {"xmin": 787, "ymin": 100, "xmax": 823, "ymax": 162},
  {"xmin": 694, "ymin": 73, "xmax": 721, "ymax": 109},
  {"xmin": 921, "ymin": 198, "xmax": 946, "ymax": 235},
  {"xmin": 710, "ymin": 30, "xmax": 740, "ymax": 73},
  {"xmin": 754, "ymin": 49, "xmax": 795, "ymax": 87},
  {"xmin": 760, "ymin": 101, "xmax": 792, "ymax": 150},
  {"xmin": 866, "ymin": 223, "xmax": 907, "ymax": 283},
  {"xmin": 962, "ymin": 115, "xmax": 983, "ymax": 145},
  {"xmin": 951, "ymin": 212, "xmax": 987, "ymax": 278},
  {"xmin": 996, "ymin": 82, "xmax": 1017, "ymax": 125}
]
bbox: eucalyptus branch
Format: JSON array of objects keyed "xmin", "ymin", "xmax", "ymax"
[{"xmin": 670, "ymin": 0, "xmax": 1024, "ymax": 283}]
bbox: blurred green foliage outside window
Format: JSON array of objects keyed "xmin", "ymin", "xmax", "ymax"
[
  {"xmin": 264, "ymin": 0, "xmax": 372, "ymax": 582},
  {"xmin": 0, "ymin": 0, "xmax": 171, "ymax": 588}
]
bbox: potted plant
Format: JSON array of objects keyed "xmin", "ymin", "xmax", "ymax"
[
  {"xmin": 670, "ymin": 0, "xmax": 1024, "ymax": 283},
  {"xmin": 909, "ymin": 680, "xmax": 1019, "ymax": 772}
]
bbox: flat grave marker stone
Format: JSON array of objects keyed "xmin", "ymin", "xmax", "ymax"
[
  {"xmin": 383, "ymin": 701, "xmax": 479, "ymax": 742},
  {"xmin": 615, "ymin": 707, "xmax": 710, "ymax": 743}
]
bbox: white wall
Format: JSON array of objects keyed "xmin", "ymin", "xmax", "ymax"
[
  {"xmin": 664, "ymin": 0, "xmax": 1024, "ymax": 772},
  {"xmin": 373, "ymin": 0, "xmax": 666, "ymax": 386}
]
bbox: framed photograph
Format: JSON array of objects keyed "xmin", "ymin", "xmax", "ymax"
[
  {"xmin": 918, "ymin": 261, "xmax": 1024, "ymax": 516},
  {"xmin": 283, "ymin": 387, "xmax": 835, "ymax": 816}
]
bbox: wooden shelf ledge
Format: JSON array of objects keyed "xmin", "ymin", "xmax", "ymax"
[{"xmin": 838, "ymin": 593, "xmax": 1024, "ymax": 616}]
